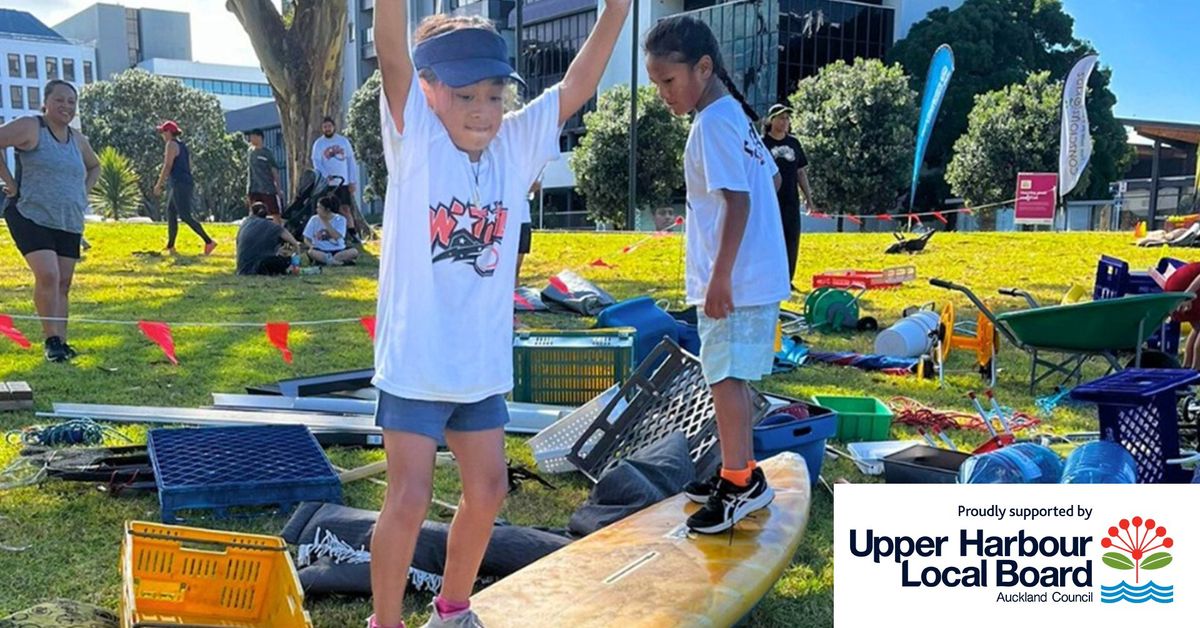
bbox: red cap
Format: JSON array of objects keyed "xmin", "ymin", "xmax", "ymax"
[{"xmin": 156, "ymin": 120, "xmax": 181, "ymax": 134}]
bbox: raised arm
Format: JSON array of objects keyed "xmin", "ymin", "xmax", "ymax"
[
  {"xmin": 557, "ymin": 0, "xmax": 631, "ymax": 126},
  {"xmin": 375, "ymin": 0, "xmax": 413, "ymax": 134}
]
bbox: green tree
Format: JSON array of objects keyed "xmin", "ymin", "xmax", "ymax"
[
  {"xmin": 345, "ymin": 70, "xmax": 385, "ymax": 203},
  {"xmin": 78, "ymin": 70, "xmax": 245, "ymax": 220},
  {"xmin": 571, "ymin": 84, "xmax": 689, "ymax": 227},
  {"xmin": 88, "ymin": 146, "xmax": 141, "ymax": 220},
  {"xmin": 789, "ymin": 58, "xmax": 917, "ymax": 227},
  {"xmin": 946, "ymin": 72, "xmax": 1061, "ymax": 224},
  {"xmin": 888, "ymin": 0, "xmax": 1132, "ymax": 203},
  {"xmin": 227, "ymin": 0, "xmax": 346, "ymax": 197}
]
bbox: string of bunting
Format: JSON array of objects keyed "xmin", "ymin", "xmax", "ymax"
[
  {"xmin": 0, "ymin": 218, "xmax": 687, "ymax": 365},
  {"xmin": 804, "ymin": 198, "xmax": 1014, "ymax": 227}
]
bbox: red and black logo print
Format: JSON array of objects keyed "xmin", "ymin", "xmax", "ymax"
[{"xmin": 429, "ymin": 198, "xmax": 509, "ymax": 277}]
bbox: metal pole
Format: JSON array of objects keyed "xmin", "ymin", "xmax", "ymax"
[
  {"xmin": 515, "ymin": 0, "xmax": 523, "ymax": 78},
  {"xmin": 1148, "ymin": 139, "xmax": 1161, "ymax": 229},
  {"xmin": 627, "ymin": 0, "xmax": 639, "ymax": 230}
]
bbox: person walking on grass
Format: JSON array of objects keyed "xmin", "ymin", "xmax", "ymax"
[
  {"xmin": 762, "ymin": 104, "xmax": 819, "ymax": 291},
  {"xmin": 153, "ymin": 120, "xmax": 215, "ymax": 256},
  {"xmin": 645, "ymin": 15, "xmax": 790, "ymax": 534},
  {"xmin": 0, "ymin": 80, "xmax": 101, "ymax": 362},
  {"xmin": 303, "ymin": 195, "xmax": 359, "ymax": 266},
  {"xmin": 368, "ymin": 0, "xmax": 631, "ymax": 625},
  {"xmin": 311, "ymin": 116, "xmax": 362, "ymax": 242},
  {"xmin": 245, "ymin": 128, "xmax": 283, "ymax": 223}
]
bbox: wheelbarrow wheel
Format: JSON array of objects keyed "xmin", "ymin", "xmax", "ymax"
[
  {"xmin": 1126, "ymin": 350, "xmax": 1180, "ymax": 370},
  {"xmin": 856, "ymin": 316, "xmax": 879, "ymax": 332}
]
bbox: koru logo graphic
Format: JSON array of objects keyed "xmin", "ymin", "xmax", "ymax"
[
  {"xmin": 429, "ymin": 197, "xmax": 509, "ymax": 277},
  {"xmin": 1099, "ymin": 516, "xmax": 1174, "ymax": 604}
]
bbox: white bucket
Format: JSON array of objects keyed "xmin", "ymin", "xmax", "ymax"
[{"xmin": 874, "ymin": 310, "xmax": 940, "ymax": 358}]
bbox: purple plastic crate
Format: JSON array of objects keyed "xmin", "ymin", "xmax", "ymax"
[
  {"xmin": 1092, "ymin": 256, "xmax": 1184, "ymax": 354},
  {"xmin": 1070, "ymin": 369, "xmax": 1200, "ymax": 483},
  {"xmin": 148, "ymin": 425, "xmax": 343, "ymax": 523}
]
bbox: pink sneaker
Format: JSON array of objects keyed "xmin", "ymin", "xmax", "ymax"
[{"xmin": 204, "ymin": 241, "xmax": 218, "ymax": 256}]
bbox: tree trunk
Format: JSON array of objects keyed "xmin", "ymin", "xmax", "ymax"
[{"xmin": 227, "ymin": 0, "xmax": 346, "ymax": 199}]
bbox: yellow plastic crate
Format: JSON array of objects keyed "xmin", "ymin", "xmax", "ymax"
[{"xmin": 121, "ymin": 521, "xmax": 312, "ymax": 628}]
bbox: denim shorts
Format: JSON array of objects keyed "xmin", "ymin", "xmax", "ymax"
[
  {"xmin": 374, "ymin": 390, "xmax": 509, "ymax": 442},
  {"xmin": 697, "ymin": 303, "xmax": 780, "ymax": 385}
]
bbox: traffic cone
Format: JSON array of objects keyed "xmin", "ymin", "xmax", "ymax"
[{"xmin": 1134, "ymin": 220, "xmax": 1147, "ymax": 239}]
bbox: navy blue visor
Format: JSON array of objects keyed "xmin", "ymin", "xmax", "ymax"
[{"xmin": 412, "ymin": 28, "xmax": 525, "ymax": 88}]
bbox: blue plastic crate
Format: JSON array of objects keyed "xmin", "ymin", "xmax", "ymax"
[
  {"xmin": 1070, "ymin": 369, "xmax": 1200, "ymax": 483},
  {"xmin": 753, "ymin": 402, "xmax": 838, "ymax": 485},
  {"xmin": 1092, "ymin": 256, "xmax": 1184, "ymax": 354},
  {"xmin": 148, "ymin": 425, "xmax": 343, "ymax": 523}
]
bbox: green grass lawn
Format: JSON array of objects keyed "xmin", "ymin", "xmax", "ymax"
[{"xmin": 0, "ymin": 224, "xmax": 1183, "ymax": 626}]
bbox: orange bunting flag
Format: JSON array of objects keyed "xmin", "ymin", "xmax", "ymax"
[
  {"xmin": 621, "ymin": 244, "xmax": 636, "ymax": 254},
  {"xmin": 674, "ymin": 216, "xmax": 684, "ymax": 226},
  {"xmin": 265, "ymin": 321, "xmax": 293, "ymax": 364},
  {"xmin": 907, "ymin": 213, "xmax": 921, "ymax": 223},
  {"xmin": 0, "ymin": 315, "xmax": 31, "ymax": 349},
  {"xmin": 137, "ymin": 320, "xmax": 178, "ymax": 365},
  {"xmin": 876, "ymin": 214, "xmax": 892, "ymax": 221},
  {"xmin": 846, "ymin": 215, "xmax": 863, "ymax": 225},
  {"xmin": 360, "ymin": 316, "xmax": 376, "ymax": 342},
  {"xmin": 589, "ymin": 258, "xmax": 615, "ymax": 269},
  {"xmin": 933, "ymin": 211, "xmax": 948, "ymax": 224}
]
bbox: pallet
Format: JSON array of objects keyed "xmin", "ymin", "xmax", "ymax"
[{"xmin": 0, "ymin": 381, "xmax": 32, "ymax": 411}]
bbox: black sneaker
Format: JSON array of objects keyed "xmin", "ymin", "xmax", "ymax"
[
  {"xmin": 684, "ymin": 473, "xmax": 720, "ymax": 504},
  {"xmin": 686, "ymin": 468, "xmax": 774, "ymax": 535},
  {"xmin": 44, "ymin": 336, "xmax": 68, "ymax": 363},
  {"xmin": 62, "ymin": 341, "xmax": 79, "ymax": 360}
]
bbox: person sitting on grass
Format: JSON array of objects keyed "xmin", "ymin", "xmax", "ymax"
[
  {"xmin": 236, "ymin": 201, "xmax": 301, "ymax": 276},
  {"xmin": 304, "ymin": 195, "xmax": 359, "ymax": 266},
  {"xmin": 1166, "ymin": 261, "xmax": 1200, "ymax": 370}
]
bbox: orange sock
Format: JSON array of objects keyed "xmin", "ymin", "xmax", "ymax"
[
  {"xmin": 720, "ymin": 466, "xmax": 753, "ymax": 487},
  {"xmin": 747, "ymin": 460, "xmax": 758, "ymax": 471}
]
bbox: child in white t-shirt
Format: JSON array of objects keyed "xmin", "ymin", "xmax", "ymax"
[
  {"xmin": 302, "ymin": 196, "xmax": 359, "ymax": 266},
  {"xmin": 369, "ymin": 3, "xmax": 631, "ymax": 627},
  {"xmin": 645, "ymin": 15, "xmax": 790, "ymax": 535}
]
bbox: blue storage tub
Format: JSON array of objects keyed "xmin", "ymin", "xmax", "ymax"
[
  {"xmin": 752, "ymin": 402, "xmax": 838, "ymax": 485},
  {"xmin": 596, "ymin": 297, "xmax": 679, "ymax": 365}
]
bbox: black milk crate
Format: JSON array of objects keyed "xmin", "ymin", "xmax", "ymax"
[{"xmin": 567, "ymin": 339, "xmax": 769, "ymax": 482}]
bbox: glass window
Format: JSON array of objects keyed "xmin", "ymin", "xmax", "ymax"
[
  {"xmin": 9, "ymin": 54, "xmax": 22, "ymax": 77},
  {"xmin": 11, "ymin": 86, "xmax": 24, "ymax": 109},
  {"xmin": 63, "ymin": 58, "xmax": 75, "ymax": 82},
  {"xmin": 25, "ymin": 55, "xmax": 37, "ymax": 79},
  {"xmin": 28, "ymin": 87, "xmax": 40, "ymax": 110},
  {"xmin": 83, "ymin": 60, "xmax": 94, "ymax": 84},
  {"xmin": 46, "ymin": 58, "xmax": 59, "ymax": 80}
]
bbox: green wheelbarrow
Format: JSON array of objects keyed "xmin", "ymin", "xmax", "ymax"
[{"xmin": 930, "ymin": 278, "xmax": 1191, "ymax": 391}]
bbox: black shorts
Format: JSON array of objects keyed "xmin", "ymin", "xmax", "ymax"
[
  {"xmin": 331, "ymin": 185, "xmax": 354, "ymax": 210},
  {"xmin": 4, "ymin": 200, "xmax": 82, "ymax": 259},
  {"xmin": 519, "ymin": 222, "xmax": 532, "ymax": 255}
]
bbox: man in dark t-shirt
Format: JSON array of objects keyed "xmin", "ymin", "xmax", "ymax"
[
  {"xmin": 237, "ymin": 202, "xmax": 300, "ymax": 275},
  {"xmin": 762, "ymin": 104, "xmax": 819, "ymax": 290},
  {"xmin": 245, "ymin": 129, "xmax": 283, "ymax": 221}
]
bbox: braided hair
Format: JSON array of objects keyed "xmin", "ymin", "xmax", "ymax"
[{"xmin": 643, "ymin": 14, "xmax": 759, "ymax": 123}]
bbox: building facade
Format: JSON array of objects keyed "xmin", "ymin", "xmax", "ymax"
[
  {"xmin": 0, "ymin": 9, "xmax": 96, "ymax": 172},
  {"xmin": 53, "ymin": 3, "xmax": 191, "ymax": 81},
  {"xmin": 136, "ymin": 58, "xmax": 273, "ymax": 111}
]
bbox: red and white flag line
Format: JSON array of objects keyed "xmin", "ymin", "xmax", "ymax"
[
  {"xmin": 0, "ymin": 219, "xmax": 689, "ymax": 364},
  {"xmin": 804, "ymin": 198, "xmax": 1015, "ymax": 226}
]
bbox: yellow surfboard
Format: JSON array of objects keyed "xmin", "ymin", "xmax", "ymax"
[{"xmin": 472, "ymin": 452, "xmax": 812, "ymax": 628}]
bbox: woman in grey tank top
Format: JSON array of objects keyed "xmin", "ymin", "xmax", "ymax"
[{"xmin": 0, "ymin": 80, "xmax": 101, "ymax": 362}]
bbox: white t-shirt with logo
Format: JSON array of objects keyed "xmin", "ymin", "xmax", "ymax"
[
  {"xmin": 374, "ymin": 72, "xmax": 562, "ymax": 402},
  {"xmin": 303, "ymin": 213, "xmax": 347, "ymax": 252},
  {"xmin": 683, "ymin": 96, "xmax": 789, "ymax": 307}
]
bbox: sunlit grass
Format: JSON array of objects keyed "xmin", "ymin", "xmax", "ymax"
[{"xmin": 0, "ymin": 223, "xmax": 1162, "ymax": 626}]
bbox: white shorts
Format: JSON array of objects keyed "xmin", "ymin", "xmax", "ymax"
[{"xmin": 696, "ymin": 303, "xmax": 780, "ymax": 385}]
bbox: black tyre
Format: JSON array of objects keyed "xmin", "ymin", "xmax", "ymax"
[{"xmin": 1127, "ymin": 350, "xmax": 1180, "ymax": 370}]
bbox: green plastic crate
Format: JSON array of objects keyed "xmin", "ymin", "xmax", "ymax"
[
  {"xmin": 810, "ymin": 395, "xmax": 893, "ymax": 442},
  {"xmin": 512, "ymin": 328, "xmax": 635, "ymax": 406}
]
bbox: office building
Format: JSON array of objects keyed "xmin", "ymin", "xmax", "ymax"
[
  {"xmin": 0, "ymin": 9, "xmax": 96, "ymax": 172},
  {"xmin": 53, "ymin": 3, "xmax": 191, "ymax": 80},
  {"xmin": 137, "ymin": 58, "xmax": 273, "ymax": 111}
]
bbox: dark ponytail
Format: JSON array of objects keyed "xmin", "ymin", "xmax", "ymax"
[{"xmin": 644, "ymin": 15, "xmax": 759, "ymax": 122}]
